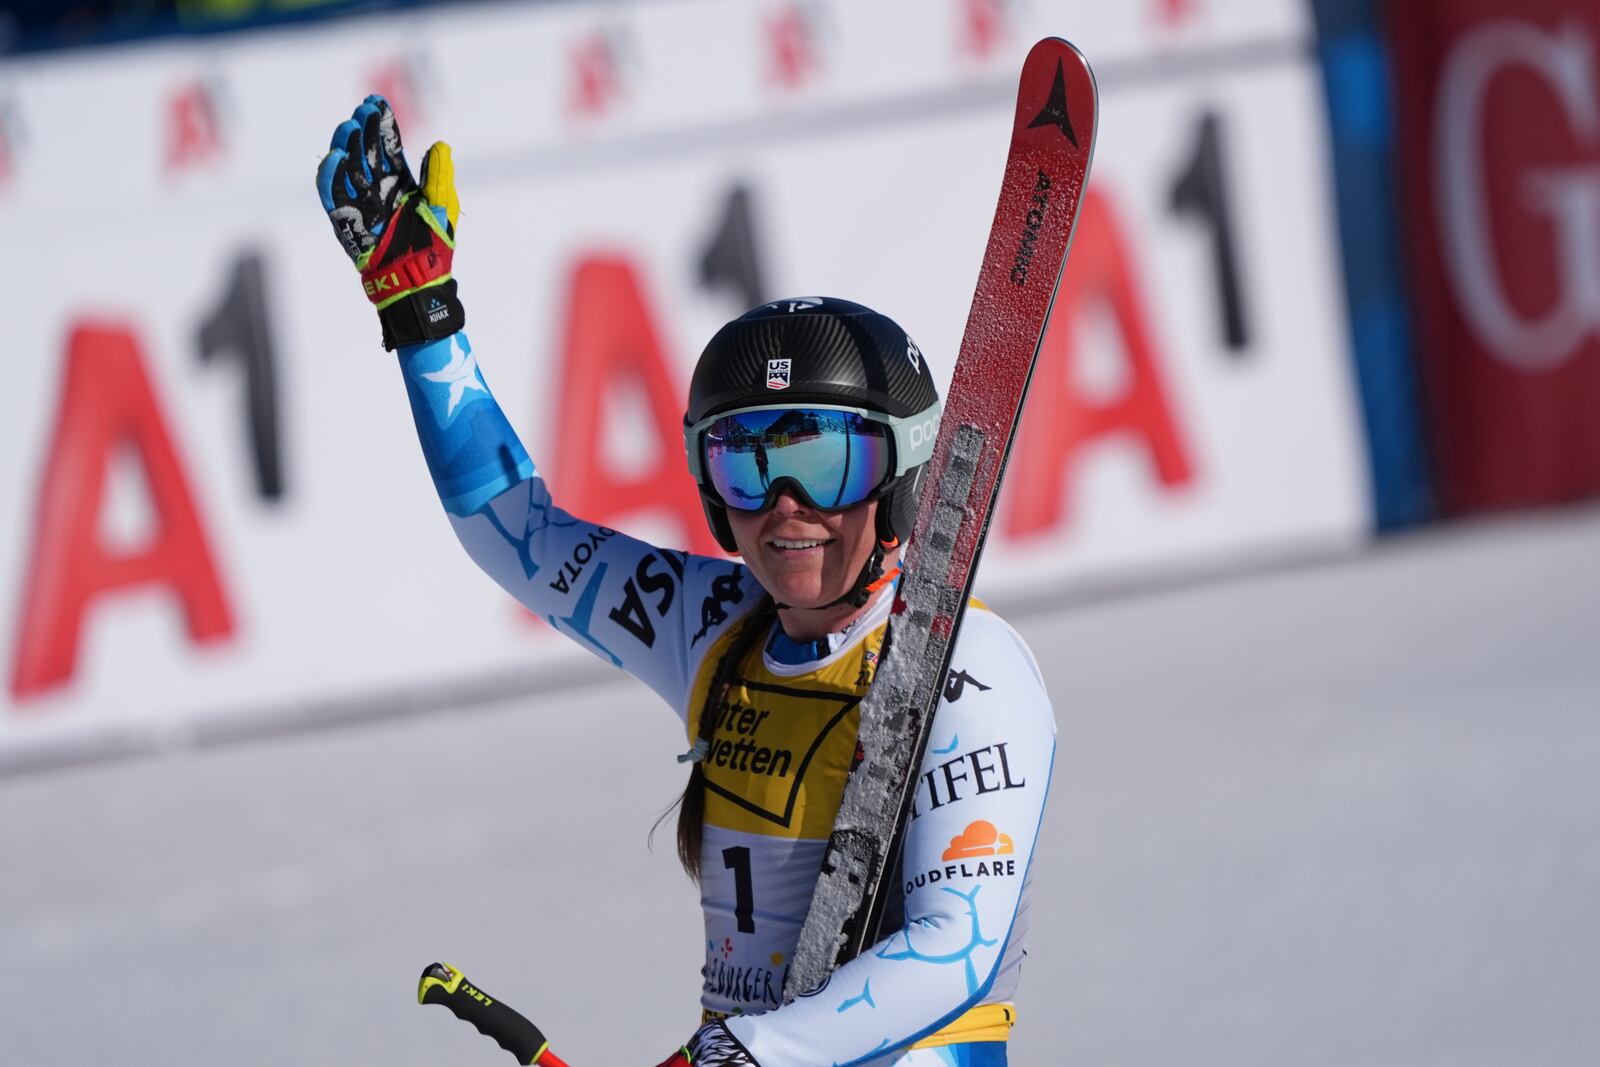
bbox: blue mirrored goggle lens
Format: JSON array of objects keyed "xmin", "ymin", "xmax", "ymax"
[{"xmin": 702, "ymin": 409, "xmax": 893, "ymax": 512}]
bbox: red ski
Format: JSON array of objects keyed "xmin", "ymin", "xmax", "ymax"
[{"xmin": 784, "ymin": 37, "xmax": 1098, "ymax": 996}]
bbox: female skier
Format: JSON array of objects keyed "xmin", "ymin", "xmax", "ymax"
[{"xmin": 318, "ymin": 97, "xmax": 1055, "ymax": 1067}]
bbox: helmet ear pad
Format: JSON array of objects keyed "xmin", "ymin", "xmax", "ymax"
[
  {"xmin": 702, "ymin": 496, "xmax": 741, "ymax": 554},
  {"xmin": 878, "ymin": 465, "xmax": 925, "ymax": 547}
]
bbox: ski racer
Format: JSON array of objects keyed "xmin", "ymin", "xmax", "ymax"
[{"xmin": 318, "ymin": 96, "xmax": 1057, "ymax": 1067}]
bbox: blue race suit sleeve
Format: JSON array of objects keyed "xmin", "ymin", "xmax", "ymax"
[
  {"xmin": 397, "ymin": 332, "xmax": 759, "ymax": 714},
  {"xmin": 724, "ymin": 611, "xmax": 1057, "ymax": 1066}
]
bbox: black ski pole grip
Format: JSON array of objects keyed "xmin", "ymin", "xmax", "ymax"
[{"xmin": 417, "ymin": 962, "xmax": 562, "ymax": 1065}]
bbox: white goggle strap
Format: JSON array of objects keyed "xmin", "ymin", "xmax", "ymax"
[{"xmin": 882, "ymin": 402, "xmax": 941, "ymax": 477}]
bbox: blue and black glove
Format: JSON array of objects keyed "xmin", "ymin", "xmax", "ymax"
[{"xmin": 317, "ymin": 95, "xmax": 464, "ymax": 350}]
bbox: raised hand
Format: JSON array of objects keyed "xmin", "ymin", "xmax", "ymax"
[{"xmin": 316, "ymin": 95, "xmax": 464, "ymax": 349}]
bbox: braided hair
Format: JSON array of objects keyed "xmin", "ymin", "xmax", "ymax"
[{"xmin": 662, "ymin": 594, "xmax": 779, "ymax": 881}]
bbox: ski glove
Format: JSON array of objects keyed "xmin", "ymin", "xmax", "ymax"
[
  {"xmin": 656, "ymin": 1020, "xmax": 759, "ymax": 1066},
  {"xmin": 316, "ymin": 95, "xmax": 465, "ymax": 350}
]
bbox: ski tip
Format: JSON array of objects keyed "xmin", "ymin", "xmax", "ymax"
[
  {"xmin": 1015, "ymin": 37, "xmax": 1098, "ymax": 156},
  {"xmin": 1025, "ymin": 36, "xmax": 1090, "ymax": 72}
]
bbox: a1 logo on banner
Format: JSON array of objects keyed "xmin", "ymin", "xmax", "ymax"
[
  {"xmin": 10, "ymin": 248, "xmax": 284, "ymax": 704},
  {"xmin": 10, "ymin": 322, "xmax": 236, "ymax": 701}
]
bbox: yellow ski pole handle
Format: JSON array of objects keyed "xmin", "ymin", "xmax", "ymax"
[{"xmin": 417, "ymin": 962, "xmax": 573, "ymax": 1067}]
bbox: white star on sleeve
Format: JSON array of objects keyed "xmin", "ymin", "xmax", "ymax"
[{"xmin": 421, "ymin": 335, "xmax": 488, "ymax": 417}]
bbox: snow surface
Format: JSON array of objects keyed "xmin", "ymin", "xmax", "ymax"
[{"xmin": 3, "ymin": 507, "xmax": 1598, "ymax": 1066}]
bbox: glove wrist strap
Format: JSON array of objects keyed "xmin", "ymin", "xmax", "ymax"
[{"xmin": 377, "ymin": 279, "xmax": 465, "ymax": 350}]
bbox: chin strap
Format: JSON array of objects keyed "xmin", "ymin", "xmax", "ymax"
[{"xmin": 773, "ymin": 538, "xmax": 900, "ymax": 612}]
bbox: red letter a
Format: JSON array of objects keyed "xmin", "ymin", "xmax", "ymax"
[
  {"xmin": 164, "ymin": 81, "xmax": 222, "ymax": 174},
  {"xmin": 1006, "ymin": 188, "xmax": 1195, "ymax": 538},
  {"xmin": 552, "ymin": 256, "xmax": 721, "ymax": 555},
  {"xmin": 10, "ymin": 323, "xmax": 235, "ymax": 701}
]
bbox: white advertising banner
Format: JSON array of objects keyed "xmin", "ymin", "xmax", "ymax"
[{"xmin": 0, "ymin": 0, "xmax": 1369, "ymax": 763}]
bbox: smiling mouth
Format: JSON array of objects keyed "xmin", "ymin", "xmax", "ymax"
[{"xmin": 769, "ymin": 537, "xmax": 831, "ymax": 551}]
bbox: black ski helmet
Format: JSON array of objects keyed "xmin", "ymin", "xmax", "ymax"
[{"xmin": 684, "ymin": 297, "xmax": 941, "ymax": 570}]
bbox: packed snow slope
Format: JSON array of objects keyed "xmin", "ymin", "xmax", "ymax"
[{"xmin": 3, "ymin": 507, "xmax": 1597, "ymax": 1066}]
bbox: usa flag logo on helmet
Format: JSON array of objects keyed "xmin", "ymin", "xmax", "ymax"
[{"xmin": 766, "ymin": 358, "xmax": 792, "ymax": 390}]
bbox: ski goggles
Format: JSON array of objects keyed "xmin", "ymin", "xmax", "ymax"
[{"xmin": 685, "ymin": 402, "xmax": 940, "ymax": 513}]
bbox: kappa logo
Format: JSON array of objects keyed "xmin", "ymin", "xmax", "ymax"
[
  {"xmin": 944, "ymin": 668, "xmax": 991, "ymax": 703},
  {"xmin": 766, "ymin": 357, "xmax": 792, "ymax": 390},
  {"xmin": 691, "ymin": 568, "xmax": 748, "ymax": 646},
  {"xmin": 943, "ymin": 820, "xmax": 1013, "ymax": 861}
]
